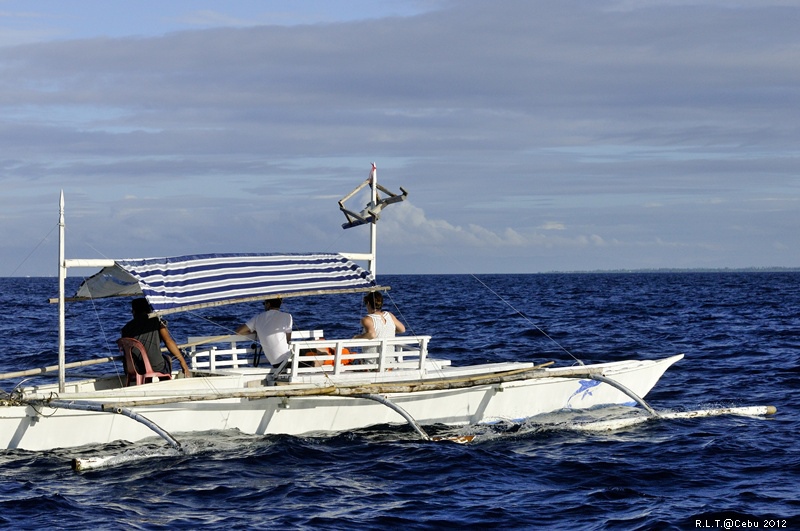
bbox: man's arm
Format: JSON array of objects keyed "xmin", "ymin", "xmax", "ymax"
[
  {"xmin": 353, "ymin": 316, "xmax": 376, "ymax": 339},
  {"xmin": 159, "ymin": 326, "xmax": 192, "ymax": 377},
  {"xmin": 391, "ymin": 313, "xmax": 406, "ymax": 334}
]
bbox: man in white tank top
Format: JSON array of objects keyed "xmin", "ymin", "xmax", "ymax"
[{"xmin": 353, "ymin": 292, "xmax": 405, "ymax": 353}]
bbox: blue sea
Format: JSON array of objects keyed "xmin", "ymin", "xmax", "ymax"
[{"xmin": 0, "ymin": 273, "xmax": 798, "ymax": 530}]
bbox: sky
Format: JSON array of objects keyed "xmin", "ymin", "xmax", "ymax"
[{"xmin": 1, "ymin": 0, "xmax": 798, "ymax": 276}]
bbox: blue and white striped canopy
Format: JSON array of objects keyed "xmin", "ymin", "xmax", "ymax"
[{"xmin": 75, "ymin": 253, "xmax": 382, "ymax": 315}]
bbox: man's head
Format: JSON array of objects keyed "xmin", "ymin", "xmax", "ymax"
[
  {"xmin": 364, "ymin": 291, "xmax": 383, "ymax": 311},
  {"xmin": 131, "ymin": 298, "xmax": 152, "ymax": 316},
  {"xmin": 264, "ymin": 298, "xmax": 282, "ymax": 311}
]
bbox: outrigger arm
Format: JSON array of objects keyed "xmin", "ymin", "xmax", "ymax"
[
  {"xmin": 355, "ymin": 393, "xmax": 431, "ymax": 441},
  {"xmin": 588, "ymin": 374, "xmax": 659, "ymax": 417},
  {"xmin": 35, "ymin": 398, "xmax": 182, "ymax": 451}
]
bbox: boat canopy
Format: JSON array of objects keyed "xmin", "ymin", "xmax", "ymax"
[{"xmin": 73, "ymin": 253, "xmax": 383, "ymax": 316}]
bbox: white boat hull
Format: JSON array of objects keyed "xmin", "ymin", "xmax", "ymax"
[{"xmin": 0, "ymin": 355, "xmax": 683, "ymax": 451}]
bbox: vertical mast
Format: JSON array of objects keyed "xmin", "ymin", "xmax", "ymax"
[
  {"xmin": 58, "ymin": 191, "xmax": 66, "ymax": 392},
  {"xmin": 368, "ymin": 163, "xmax": 378, "ymax": 277}
]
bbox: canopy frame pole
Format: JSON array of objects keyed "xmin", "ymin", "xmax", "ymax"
[
  {"xmin": 58, "ymin": 192, "xmax": 66, "ymax": 393},
  {"xmin": 55, "ymin": 192, "xmax": 116, "ymax": 392},
  {"xmin": 369, "ymin": 164, "xmax": 378, "ymax": 277}
]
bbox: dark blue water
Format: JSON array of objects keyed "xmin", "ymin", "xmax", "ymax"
[{"xmin": 0, "ymin": 273, "xmax": 798, "ymax": 530}]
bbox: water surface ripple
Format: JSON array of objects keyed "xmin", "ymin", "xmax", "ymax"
[{"xmin": 0, "ymin": 273, "xmax": 797, "ymax": 530}]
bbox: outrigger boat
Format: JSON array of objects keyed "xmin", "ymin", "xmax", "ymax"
[{"xmin": 0, "ymin": 165, "xmax": 776, "ymax": 461}]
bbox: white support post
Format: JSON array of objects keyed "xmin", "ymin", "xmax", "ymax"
[
  {"xmin": 57, "ymin": 191, "xmax": 66, "ymax": 392},
  {"xmin": 369, "ymin": 163, "xmax": 378, "ymax": 278},
  {"xmin": 56, "ymin": 193, "xmax": 115, "ymax": 392}
]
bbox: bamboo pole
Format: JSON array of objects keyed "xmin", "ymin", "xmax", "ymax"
[
  {"xmin": 0, "ymin": 356, "xmax": 122, "ymax": 381},
  {"xmin": 2, "ymin": 335, "xmax": 254, "ymax": 381},
  {"xmin": 30, "ymin": 361, "xmax": 571, "ymax": 407}
]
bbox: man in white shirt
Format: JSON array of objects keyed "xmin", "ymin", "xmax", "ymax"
[{"xmin": 236, "ymin": 298, "xmax": 293, "ymax": 367}]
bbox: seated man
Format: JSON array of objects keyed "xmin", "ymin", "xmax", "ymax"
[
  {"xmin": 121, "ymin": 298, "xmax": 191, "ymax": 378},
  {"xmin": 236, "ymin": 298, "xmax": 293, "ymax": 368},
  {"xmin": 353, "ymin": 291, "xmax": 405, "ymax": 354}
]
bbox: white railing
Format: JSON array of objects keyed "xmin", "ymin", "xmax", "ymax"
[
  {"xmin": 185, "ymin": 330, "xmax": 432, "ymax": 379},
  {"xmin": 284, "ymin": 336, "xmax": 431, "ymax": 377},
  {"xmin": 186, "ymin": 330, "xmax": 324, "ymax": 371},
  {"xmin": 186, "ymin": 334, "xmax": 255, "ymax": 371}
]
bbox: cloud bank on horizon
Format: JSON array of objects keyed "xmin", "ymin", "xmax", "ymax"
[{"xmin": 1, "ymin": 0, "xmax": 798, "ymax": 276}]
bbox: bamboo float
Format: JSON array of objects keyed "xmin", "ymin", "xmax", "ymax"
[
  {"xmin": 70, "ymin": 405, "xmax": 778, "ymax": 471},
  {"xmin": 73, "ymin": 450, "xmax": 180, "ymax": 472},
  {"xmin": 69, "ymin": 404, "xmax": 778, "ymax": 471},
  {"xmin": 572, "ymin": 405, "xmax": 778, "ymax": 432}
]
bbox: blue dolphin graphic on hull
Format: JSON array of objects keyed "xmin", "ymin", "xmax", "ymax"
[{"xmin": 567, "ymin": 379, "xmax": 601, "ymax": 408}]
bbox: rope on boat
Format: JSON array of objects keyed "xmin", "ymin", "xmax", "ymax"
[
  {"xmin": 468, "ymin": 275, "xmax": 585, "ymax": 366},
  {"xmin": 7, "ymin": 222, "xmax": 57, "ymax": 277}
]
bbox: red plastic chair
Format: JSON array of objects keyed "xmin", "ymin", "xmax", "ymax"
[{"xmin": 117, "ymin": 337, "xmax": 173, "ymax": 386}]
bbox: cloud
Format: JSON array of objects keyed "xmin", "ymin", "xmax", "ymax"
[
  {"xmin": 177, "ymin": 10, "xmax": 260, "ymax": 28},
  {"xmin": 381, "ymin": 202, "xmax": 528, "ymax": 248},
  {"xmin": 1, "ymin": 0, "xmax": 799, "ymax": 275},
  {"xmin": 539, "ymin": 221, "xmax": 566, "ymax": 231}
]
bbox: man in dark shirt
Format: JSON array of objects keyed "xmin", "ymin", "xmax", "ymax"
[{"xmin": 121, "ymin": 298, "xmax": 191, "ymax": 377}]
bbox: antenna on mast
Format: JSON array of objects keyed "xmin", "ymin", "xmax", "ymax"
[{"xmin": 338, "ymin": 163, "xmax": 407, "ymax": 278}]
